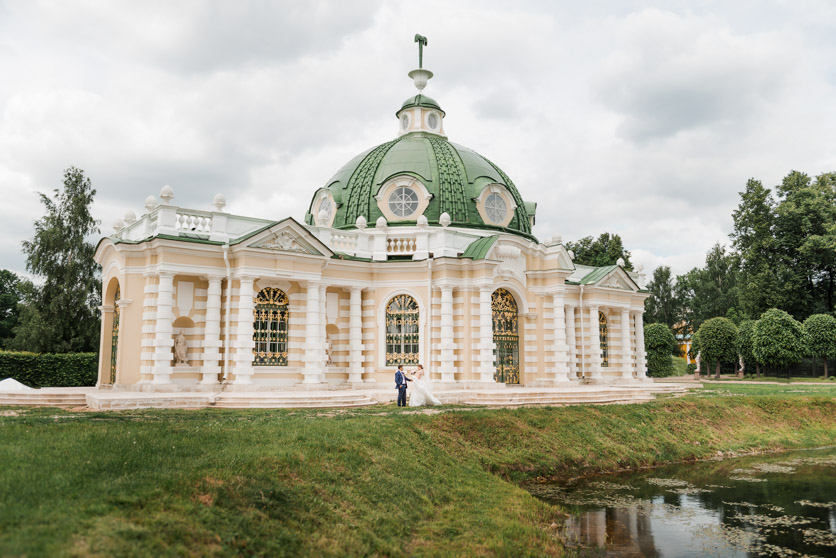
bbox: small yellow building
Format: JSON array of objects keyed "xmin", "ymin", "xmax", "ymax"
[{"xmin": 95, "ymin": 54, "xmax": 650, "ymax": 392}]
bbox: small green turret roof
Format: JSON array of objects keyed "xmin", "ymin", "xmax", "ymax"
[
  {"xmin": 460, "ymin": 235, "xmax": 498, "ymax": 260},
  {"xmin": 398, "ymin": 94, "xmax": 445, "ymax": 115}
]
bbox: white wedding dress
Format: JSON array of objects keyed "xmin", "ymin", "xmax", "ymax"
[{"xmin": 408, "ymin": 375, "xmax": 442, "ymax": 407}]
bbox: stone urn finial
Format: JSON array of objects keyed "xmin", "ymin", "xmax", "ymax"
[
  {"xmin": 144, "ymin": 195, "xmax": 158, "ymax": 211},
  {"xmin": 568, "ymin": 250, "xmax": 575, "ymax": 260},
  {"xmin": 439, "ymin": 212, "xmax": 451, "ymax": 228},
  {"xmin": 112, "ymin": 218, "xmax": 124, "ymax": 232},
  {"xmin": 617, "ymin": 257, "xmax": 625, "ymax": 267},
  {"xmin": 417, "ymin": 214, "xmax": 428, "ymax": 228},
  {"xmin": 212, "ymin": 193, "xmax": 226, "ymax": 212},
  {"xmin": 355, "ymin": 215, "xmax": 367, "ymax": 231},
  {"xmin": 123, "ymin": 210, "xmax": 136, "ymax": 225},
  {"xmin": 160, "ymin": 185, "xmax": 174, "ymax": 204},
  {"xmin": 375, "ymin": 216, "xmax": 388, "ymax": 230}
]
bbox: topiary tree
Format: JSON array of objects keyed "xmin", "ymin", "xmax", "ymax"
[
  {"xmin": 697, "ymin": 317, "xmax": 739, "ymax": 379},
  {"xmin": 803, "ymin": 313, "xmax": 836, "ymax": 379},
  {"xmin": 644, "ymin": 323, "xmax": 678, "ymax": 377},
  {"xmin": 753, "ymin": 308, "xmax": 806, "ymax": 379},
  {"xmin": 737, "ymin": 319, "xmax": 761, "ymax": 377}
]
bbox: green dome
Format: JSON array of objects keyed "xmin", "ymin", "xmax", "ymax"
[
  {"xmin": 398, "ymin": 94, "xmax": 445, "ymax": 115},
  {"xmin": 306, "ymin": 133, "xmax": 535, "ymax": 238}
]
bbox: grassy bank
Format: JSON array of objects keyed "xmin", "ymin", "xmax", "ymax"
[{"xmin": 1, "ymin": 386, "xmax": 834, "ymax": 556}]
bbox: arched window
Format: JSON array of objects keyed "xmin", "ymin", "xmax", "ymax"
[
  {"xmin": 492, "ymin": 288, "xmax": 520, "ymax": 384},
  {"xmin": 253, "ymin": 287, "xmax": 289, "ymax": 366},
  {"xmin": 599, "ymin": 311, "xmax": 608, "ymax": 367},
  {"xmin": 385, "ymin": 294, "xmax": 420, "ymax": 365}
]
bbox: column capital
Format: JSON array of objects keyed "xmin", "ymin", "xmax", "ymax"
[
  {"xmin": 348, "ymin": 285, "xmax": 365, "ymax": 294},
  {"xmin": 236, "ymin": 274, "xmax": 256, "ymax": 283},
  {"xmin": 201, "ymin": 273, "xmax": 226, "ymax": 282},
  {"xmin": 158, "ymin": 271, "xmax": 175, "ymax": 279}
]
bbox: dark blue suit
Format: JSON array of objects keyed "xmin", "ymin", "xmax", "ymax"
[{"xmin": 395, "ymin": 369, "xmax": 411, "ymax": 406}]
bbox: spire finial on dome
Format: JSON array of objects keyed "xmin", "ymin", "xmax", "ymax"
[
  {"xmin": 408, "ymin": 34, "xmax": 433, "ymax": 92},
  {"xmin": 414, "ymin": 34, "xmax": 428, "ymax": 68}
]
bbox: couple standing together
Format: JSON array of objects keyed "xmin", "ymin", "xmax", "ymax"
[{"xmin": 395, "ymin": 364, "xmax": 442, "ymax": 407}]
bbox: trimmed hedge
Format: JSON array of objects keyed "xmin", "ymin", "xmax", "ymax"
[{"xmin": 0, "ymin": 351, "xmax": 97, "ymax": 388}]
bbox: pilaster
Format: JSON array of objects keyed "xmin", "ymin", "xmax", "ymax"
[
  {"xmin": 200, "ymin": 275, "xmax": 223, "ymax": 385},
  {"xmin": 587, "ymin": 304, "xmax": 602, "ymax": 380},
  {"xmin": 477, "ymin": 285, "xmax": 496, "ymax": 383},
  {"xmin": 348, "ymin": 287, "xmax": 365, "ymax": 383},
  {"xmin": 438, "ymin": 285, "xmax": 456, "ymax": 383},
  {"xmin": 232, "ymin": 275, "xmax": 255, "ymax": 385},
  {"xmin": 620, "ymin": 309, "xmax": 633, "ymax": 379},
  {"xmin": 152, "ymin": 272, "xmax": 175, "ymax": 385}
]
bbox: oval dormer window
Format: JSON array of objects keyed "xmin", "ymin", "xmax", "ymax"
[
  {"xmin": 485, "ymin": 192, "xmax": 507, "ymax": 224},
  {"xmin": 388, "ymin": 186, "xmax": 420, "ymax": 218}
]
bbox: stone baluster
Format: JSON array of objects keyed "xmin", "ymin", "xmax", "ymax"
[
  {"xmin": 200, "ymin": 275, "xmax": 223, "ymax": 384},
  {"xmin": 232, "ymin": 276, "xmax": 255, "ymax": 385},
  {"xmin": 620, "ymin": 309, "xmax": 633, "ymax": 379},
  {"xmin": 348, "ymin": 287, "xmax": 364, "ymax": 383},
  {"xmin": 477, "ymin": 285, "xmax": 495, "ymax": 382},
  {"xmin": 587, "ymin": 304, "xmax": 602, "ymax": 380},
  {"xmin": 439, "ymin": 285, "xmax": 456, "ymax": 383},
  {"xmin": 552, "ymin": 292, "xmax": 572, "ymax": 382},
  {"xmin": 152, "ymin": 272, "xmax": 175, "ymax": 384}
]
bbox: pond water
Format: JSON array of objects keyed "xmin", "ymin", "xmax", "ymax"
[{"xmin": 527, "ymin": 447, "xmax": 836, "ymax": 557}]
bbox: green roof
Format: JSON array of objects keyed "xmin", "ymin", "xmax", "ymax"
[
  {"xmin": 308, "ymin": 134, "xmax": 536, "ymax": 240},
  {"xmin": 578, "ymin": 265, "xmax": 619, "ymax": 285},
  {"xmin": 398, "ymin": 94, "xmax": 444, "ymax": 115},
  {"xmin": 460, "ymin": 235, "xmax": 498, "ymax": 260}
]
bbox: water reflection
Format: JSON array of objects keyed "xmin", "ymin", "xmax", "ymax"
[{"xmin": 528, "ymin": 448, "xmax": 836, "ymax": 557}]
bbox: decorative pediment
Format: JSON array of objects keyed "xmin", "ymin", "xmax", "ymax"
[
  {"xmin": 242, "ymin": 218, "xmax": 333, "ymax": 257},
  {"xmin": 251, "ymin": 230, "xmax": 315, "ymax": 253},
  {"xmin": 596, "ymin": 268, "xmax": 639, "ymax": 291}
]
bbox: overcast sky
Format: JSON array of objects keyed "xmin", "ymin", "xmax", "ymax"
[{"xmin": 1, "ymin": 0, "xmax": 834, "ymax": 279}]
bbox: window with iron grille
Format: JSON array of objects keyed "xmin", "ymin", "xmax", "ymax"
[
  {"xmin": 599, "ymin": 311, "xmax": 608, "ymax": 367},
  {"xmin": 253, "ymin": 287, "xmax": 289, "ymax": 366},
  {"xmin": 385, "ymin": 294, "xmax": 420, "ymax": 365}
]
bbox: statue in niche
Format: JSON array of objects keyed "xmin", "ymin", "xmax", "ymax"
[
  {"xmin": 738, "ymin": 354, "xmax": 745, "ymax": 378},
  {"xmin": 325, "ymin": 333, "xmax": 334, "ymax": 366},
  {"xmin": 174, "ymin": 329, "xmax": 189, "ymax": 366}
]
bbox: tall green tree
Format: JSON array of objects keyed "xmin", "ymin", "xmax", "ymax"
[
  {"xmin": 11, "ymin": 167, "xmax": 101, "ymax": 353},
  {"xmin": 803, "ymin": 313, "xmax": 836, "ymax": 379},
  {"xmin": 676, "ymin": 244, "xmax": 741, "ymax": 333},
  {"xmin": 731, "ymin": 178, "xmax": 785, "ymax": 318},
  {"xmin": 566, "ymin": 233, "xmax": 633, "ymax": 270},
  {"xmin": 696, "ymin": 317, "xmax": 738, "ymax": 378},
  {"xmin": 0, "ymin": 270, "xmax": 26, "ymax": 347},
  {"xmin": 644, "ymin": 266, "xmax": 684, "ymax": 332},
  {"xmin": 753, "ymin": 308, "xmax": 807, "ymax": 377},
  {"xmin": 773, "ymin": 171, "xmax": 836, "ymax": 318}
]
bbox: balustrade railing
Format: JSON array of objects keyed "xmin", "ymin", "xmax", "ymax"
[
  {"xmin": 175, "ymin": 211, "xmax": 213, "ymax": 233},
  {"xmin": 331, "ymin": 232, "xmax": 358, "ymax": 254},
  {"xmin": 386, "ymin": 235, "xmax": 417, "ymax": 255}
]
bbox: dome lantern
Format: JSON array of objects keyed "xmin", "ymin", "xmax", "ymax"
[{"xmin": 397, "ymin": 34, "xmax": 446, "ymax": 138}]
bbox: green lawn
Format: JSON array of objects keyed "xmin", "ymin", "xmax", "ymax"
[{"xmin": 1, "ymin": 387, "xmax": 834, "ymax": 556}]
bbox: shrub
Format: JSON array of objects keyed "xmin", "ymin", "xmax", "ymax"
[
  {"xmin": 803, "ymin": 313, "xmax": 836, "ymax": 379},
  {"xmin": 753, "ymin": 309, "xmax": 806, "ymax": 375},
  {"xmin": 0, "ymin": 351, "xmax": 97, "ymax": 387},
  {"xmin": 644, "ymin": 323, "xmax": 678, "ymax": 377},
  {"xmin": 697, "ymin": 317, "xmax": 739, "ymax": 378}
]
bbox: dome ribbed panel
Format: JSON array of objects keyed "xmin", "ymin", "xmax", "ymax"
[
  {"xmin": 342, "ymin": 138, "xmax": 400, "ymax": 227},
  {"xmin": 428, "ymin": 137, "xmax": 469, "ymax": 224},
  {"xmin": 481, "ymin": 156, "xmax": 532, "ymax": 235}
]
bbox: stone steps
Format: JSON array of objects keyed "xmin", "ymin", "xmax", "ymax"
[
  {"xmin": 0, "ymin": 393, "xmax": 88, "ymax": 407},
  {"xmin": 212, "ymin": 393, "xmax": 375, "ymax": 409}
]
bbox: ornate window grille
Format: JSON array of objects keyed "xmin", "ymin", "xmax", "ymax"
[
  {"xmin": 599, "ymin": 311, "xmax": 608, "ymax": 367},
  {"xmin": 492, "ymin": 288, "xmax": 520, "ymax": 384},
  {"xmin": 253, "ymin": 287, "xmax": 289, "ymax": 366},
  {"xmin": 110, "ymin": 285, "xmax": 120, "ymax": 384},
  {"xmin": 385, "ymin": 294, "xmax": 420, "ymax": 365},
  {"xmin": 388, "ymin": 186, "xmax": 420, "ymax": 218}
]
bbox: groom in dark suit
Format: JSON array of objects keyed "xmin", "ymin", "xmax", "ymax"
[{"xmin": 395, "ymin": 364, "xmax": 412, "ymax": 407}]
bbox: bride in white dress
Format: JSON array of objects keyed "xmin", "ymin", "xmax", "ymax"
[{"xmin": 408, "ymin": 364, "xmax": 442, "ymax": 406}]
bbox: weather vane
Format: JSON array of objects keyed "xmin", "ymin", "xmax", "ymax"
[{"xmin": 414, "ymin": 34, "xmax": 428, "ymax": 68}]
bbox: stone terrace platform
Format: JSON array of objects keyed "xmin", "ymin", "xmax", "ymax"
[{"xmin": 0, "ymin": 382, "xmax": 696, "ymax": 410}]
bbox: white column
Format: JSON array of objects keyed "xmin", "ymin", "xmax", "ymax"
[
  {"xmin": 552, "ymin": 292, "xmax": 572, "ymax": 382},
  {"xmin": 620, "ymin": 309, "xmax": 633, "ymax": 380},
  {"xmin": 587, "ymin": 305, "xmax": 602, "ymax": 380},
  {"xmin": 303, "ymin": 280, "xmax": 325, "ymax": 384},
  {"xmin": 477, "ymin": 286, "xmax": 495, "ymax": 382},
  {"xmin": 200, "ymin": 275, "xmax": 223, "ymax": 384},
  {"xmin": 565, "ymin": 304, "xmax": 577, "ymax": 379},
  {"xmin": 152, "ymin": 272, "xmax": 175, "ymax": 384},
  {"xmin": 634, "ymin": 311, "xmax": 647, "ymax": 379},
  {"xmin": 439, "ymin": 285, "xmax": 456, "ymax": 382},
  {"xmin": 232, "ymin": 275, "xmax": 255, "ymax": 385},
  {"xmin": 348, "ymin": 287, "xmax": 364, "ymax": 383}
]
